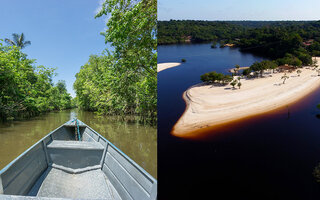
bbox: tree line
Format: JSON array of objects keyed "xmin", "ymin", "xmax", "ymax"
[
  {"xmin": 235, "ymin": 25, "xmax": 318, "ymax": 64},
  {"xmin": 0, "ymin": 38, "xmax": 73, "ymax": 121},
  {"xmin": 158, "ymin": 20, "xmax": 246, "ymax": 45},
  {"xmin": 158, "ymin": 20, "xmax": 320, "ymax": 46},
  {"xmin": 200, "ymin": 71, "xmax": 233, "ymax": 85},
  {"xmin": 159, "ymin": 20, "xmax": 320, "ymax": 70}
]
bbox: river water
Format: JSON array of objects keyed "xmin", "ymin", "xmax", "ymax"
[
  {"xmin": 158, "ymin": 43, "xmax": 320, "ymax": 199},
  {"xmin": 0, "ymin": 109, "xmax": 157, "ymax": 178}
]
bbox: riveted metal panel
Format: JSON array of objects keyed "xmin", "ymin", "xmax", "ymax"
[
  {"xmin": 1, "ymin": 143, "xmax": 47, "ymax": 195},
  {"xmin": 107, "ymin": 146, "xmax": 153, "ymax": 194},
  {"xmin": 102, "ymin": 163, "xmax": 133, "ymax": 200},
  {"xmin": 105, "ymin": 151, "xmax": 150, "ymax": 200}
]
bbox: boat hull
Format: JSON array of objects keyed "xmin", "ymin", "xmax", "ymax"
[{"xmin": 0, "ymin": 119, "xmax": 157, "ymax": 200}]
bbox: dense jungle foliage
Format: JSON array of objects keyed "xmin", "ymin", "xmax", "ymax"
[
  {"xmin": 158, "ymin": 20, "xmax": 320, "ymax": 65},
  {"xmin": 228, "ymin": 21, "xmax": 311, "ymax": 28},
  {"xmin": 200, "ymin": 71, "xmax": 233, "ymax": 85},
  {"xmin": 0, "ymin": 41, "xmax": 73, "ymax": 121},
  {"xmin": 74, "ymin": 0, "xmax": 157, "ymax": 123},
  {"xmin": 236, "ymin": 21, "xmax": 320, "ymax": 64},
  {"xmin": 158, "ymin": 20, "xmax": 246, "ymax": 44}
]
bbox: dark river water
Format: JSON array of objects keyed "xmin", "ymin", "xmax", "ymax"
[
  {"xmin": 158, "ymin": 43, "xmax": 320, "ymax": 199},
  {"xmin": 0, "ymin": 109, "xmax": 157, "ymax": 178}
]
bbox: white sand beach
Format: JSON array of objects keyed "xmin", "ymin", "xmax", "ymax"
[
  {"xmin": 157, "ymin": 62, "xmax": 181, "ymax": 72},
  {"xmin": 172, "ymin": 58, "xmax": 320, "ymax": 137}
]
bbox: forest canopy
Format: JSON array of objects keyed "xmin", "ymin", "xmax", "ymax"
[
  {"xmin": 74, "ymin": 0, "xmax": 157, "ymax": 123},
  {"xmin": 0, "ymin": 40, "xmax": 73, "ymax": 121},
  {"xmin": 158, "ymin": 20, "xmax": 246, "ymax": 44},
  {"xmin": 158, "ymin": 20, "xmax": 320, "ymax": 65}
]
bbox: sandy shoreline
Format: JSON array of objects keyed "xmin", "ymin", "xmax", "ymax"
[
  {"xmin": 172, "ymin": 58, "xmax": 320, "ymax": 137},
  {"xmin": 157, "ymin": 62, "xmax": 181, "ymax": 72}
]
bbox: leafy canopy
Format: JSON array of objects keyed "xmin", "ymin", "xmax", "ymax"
[
  {"xmin": 74, "ymin": 0, "xmax": 157, "ymax": 122},
  {"xmin": 95, "ymin": 0, "xmax": 157, "ymax": 76},
  {"xmin": 0, "ymin": 40, "xmax": 72, "ymax": 121}
]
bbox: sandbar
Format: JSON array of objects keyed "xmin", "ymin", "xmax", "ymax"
[
  {"xmin": 157, "ymin": 63, "xmax": 181, "ymax": 72},
  {"xmin": 172, "ymin": 58, "xmax": 320, "ymax": 137}
]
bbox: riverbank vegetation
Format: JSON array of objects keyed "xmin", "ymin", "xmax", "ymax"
[
  {"xmin": 74, "ymin": 0, "xmax": 157, "ymax": 123},
  {"xmin": 185, "ymin": 20, "xmax": 320, "ymax": 87},
  {"xmin": 200, "ymin": 71, "xmax": 233, "ymax": 85},
  {"xmin": 236, "ymin": 27, "xmax": 313, "ymax": 65},
  {"xmin": 158, "ymin": 20, "xmax": 245, "ymax": 45},
  {"xmin": 159, "ymin": 20, "xmax": 320, "ymax": 65},
  {"xmin": 0, "ymin": 40, "xmax": 73, "ymax": 121},
  {"xmin": 200, "ymin": 56, "xmax": 318, "ymax": 89}
]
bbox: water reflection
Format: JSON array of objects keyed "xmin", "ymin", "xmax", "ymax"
[{"xmin": 0, "ymin": 109, "xmax": 157, "ymax": 178}]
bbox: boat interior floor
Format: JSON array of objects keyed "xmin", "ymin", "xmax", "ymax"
[{"xmin": 29, "ymin": 167, "xmax": 122, "ymax": 200}]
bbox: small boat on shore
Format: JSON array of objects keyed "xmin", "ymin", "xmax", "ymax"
[{"xmin": 0, "ymin": 119, "xmax": 157, "ymax": 200}]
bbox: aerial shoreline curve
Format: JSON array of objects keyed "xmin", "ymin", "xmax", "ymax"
[{"xmin": 171, "ymin": 58, "xmax": 320, "ymax": 137}]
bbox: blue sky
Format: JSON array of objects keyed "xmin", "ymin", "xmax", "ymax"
[
  {"xmin": 0, "ymin": 0, "xmax": 109, "ymax": 97},
  {"xmin": 158, "ymin": 0, "xmax": 320, "ymax": 21}
]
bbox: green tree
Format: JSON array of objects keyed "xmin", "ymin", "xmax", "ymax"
[
  {"xmin": 96, "ymin": 0, "xmax": 156, "ymax": 76},
  {"xmin": 313, "ymin": 58, "xmax": 319, "ymax": 70},
  {"xmin": 56, "ymin": 80, "xmax": 67, "ymax": 94},
  {"xmin": 281, "ymin": 73, "xmax": 289, "ymax": 84},
  {"xmin": 230, "ymin": 80, "xmax": 238, "ymax": 88},
  {"xmin": 92, "ymin": 0, "xmax": 157, "ymax": 121},
  {"xmin": 222, "ymin": 75, "xmax": 233, "ymax": 84},
  {"xmin": 219, "ymin": 40, "xmax": 225, "ymax": 48},
  {"xmin": 237, "ymin": 81, "xmax": 242, "ymax": 89},
  {"xmin": 313, "ymin": 58, "xmax": 318, "ymax": 67},
  {"xmin": 0, "ymin": 40, "xmax": 71, "ymax": 121},
  {"xmin": 200, "ymin": 73, "xmax": 212, "ymax": 83},
  {"xmin": 243, "ymin": 68, "xmax": 252, "ymax": 76},
  {"xmin": 211, "ymin": 41, "xmax": 217, "ymax": 48},
  {"xmin": 5, "ymin": 33, "xmax": 31, "ymax": 49},
  {"xmin": 235, "ymin": 64, "xmax": 240, "ymax": 75},
  {"xmin": 250, "ymin": 62, "xmax": 265, "ymax": 77},
  {"xmin": 200, "ymin": 71, "xmax": 233, "ymax": 85},
  {"xmin": 262, "ymin": 60, "xmax": 278, "ymax": 73}
]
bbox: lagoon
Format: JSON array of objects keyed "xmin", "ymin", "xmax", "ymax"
[{"xmin": 158, "ymin": 43, "xmax": 320, "ymax": 199}]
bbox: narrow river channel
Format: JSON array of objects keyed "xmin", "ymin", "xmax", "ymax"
[{"xmin": 0, "ymin": 109, "xmax": 157, "ymax": 178}]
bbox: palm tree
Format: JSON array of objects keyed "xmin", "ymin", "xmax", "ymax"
[
  {"xmin": 313, "ymin": 58, "xmax": 318, "ymax": 66},
  {"xmin": 313, "ymin": 58, "xmax": 318, "ymax": 70},
  {"xmin": 237, "ymin": 81, "xmax": 242, "ymax": 89},
  {"xmin": 297, "ymin": 69, "xmax": 302, "ymax": 77},
  {"xmin": 281, "ymin": 73, "xmax": 289, "ymax": 84},
  {"xmin": 235, "ymin": 64, "xmax": 240, "ymax": 75},
  {"xmin": 5, "ymin": 33, "xmax": 31, "ymax": 49}
]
